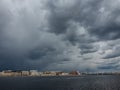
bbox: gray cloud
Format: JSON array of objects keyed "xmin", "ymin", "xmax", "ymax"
[
  {"xmin": 98, "ymin": 59, "xmax": 120, "ymax": 71},
  {"xmin": 103, "ymin": 45, "xmax": 120, "ymax": 59},
  {"xmin": 0, "ymin": 0, "xmax": 120, "ymax": 72}
]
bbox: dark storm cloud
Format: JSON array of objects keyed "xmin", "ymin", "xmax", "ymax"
[
  {"xmin": 1, "ymin": 0, "xmax": 120, "ymax": 71},
  {"xmin": 47, "ymin": 0, "xmax": 120, "ymax": 41},
  {"xmin": 103, "ymin": 45, "xmax": 120, "ymax": 59},
  {"xmin": 47, "ymin": 0, "xmax": 120, "ymax": 57},
  {"xmin": 47, "ymin": 0, "xmax": 102, "ymax": 34},
  {"xmin": 0, "ymin": 4, "xmax": 10, "ymax": 30},
  {"xmin": 44, "ymin": 0, "xmax": 102, "ymax": 55},
  {"xmin": 96, "ymin": 58, "xmax": 120, "ymax": 72},
  {"xmin": 104, "ymin": 53, "xmax": 120, "ymax": 59},
  {"xmin": 28, "ymin": 47, "xmax": 55, "ymax": 60},
  {"xmin": 98, "ymin": 61, "xmax": 120, "ymax": 70},
  {"xmin": 87, "ymin": 1, "xmax": 120, "ymax": 40},
  {"xmin": 80, "ymin": 44, "xmax": 98, "ymax": 54},
  {"xmin": 90, "ymin": 22, "xmax": 120, "ymax": 40},
  {"xmin": 99, "ymin": 65, "xmax": 119, "ymax": 70}
]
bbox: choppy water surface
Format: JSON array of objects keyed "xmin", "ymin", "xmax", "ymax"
[{"xmin": 0, "ymin": 75, "xmax": 120, "ymax": 90}]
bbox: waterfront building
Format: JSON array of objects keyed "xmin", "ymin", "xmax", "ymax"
[
  {"xmin": 61, "ymin": 72, "xmax": 69, "ymax": 76},
  {"xmin": 1, "ymin": 70, "xmax": 22, "ymax": 76},
  {"xmin": 30, "ymin": 70, "xmax": 40, "ymax": 76},
  {"xmin": 42, "ymin": 71, "xmax": 57, "ymax": 76},
  {"xmin": 21, "ymin": 71, "xmax": 30, "ymax": 76},
  {"xmin": 69, "ymin": 71, "xmax": 80, "ymax": 76},
  {"xmin": 11, "ymin": 70, "xmax": 22, "ymax": 76},
  {"xmin": 56, "ymin": 71, "xmax": 63, "ymax": 76},
  {"xmin": 1, "ymin": 70, "xmax": 13, "ymax": 76}
]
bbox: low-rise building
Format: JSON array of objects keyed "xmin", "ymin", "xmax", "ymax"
[
  {"xmin": 30, "ymin": 70, "xmax": 40, "ymax": 76},
  {"xmin": 56, "ymin": 72, "xmax": 63, "ymax": 76},
  {"xmin": 42, "ymin": 71, "xmax": 57, "ymax": 76},
  {"xmin": 69, "ymin": 71, "xmax": 80, "ymax": 76},
  {"xmin": 11, "ymin": 70, "xmax": 22, "ymax": 76},
  {"xmin": 21, "ymin": 71, "xmax": 30, "ymax": 76},
  {"xmin": 61, "ymin": 72, "xmax": 69, "ymax": 76},
  {"xmin": 1, "ymin": 70, "xmax": 13, "ymax": 76},
  {"xmin": 1, "ymin": 70, "xmax": 22, "ymax": 76}
]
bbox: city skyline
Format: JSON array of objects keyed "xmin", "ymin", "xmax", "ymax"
[{"xmin": 0, "ymin": 0, "xmax": 120, "ymax": 72}]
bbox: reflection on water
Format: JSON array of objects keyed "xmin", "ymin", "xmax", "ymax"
[{"xmin": 0, "ymin": 75, "xmax": 120, "ymax": 90}]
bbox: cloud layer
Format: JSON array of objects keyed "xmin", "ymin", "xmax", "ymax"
[{"xmin": 0, "ymin": 0, "xmax": 120, "ymax": 72}]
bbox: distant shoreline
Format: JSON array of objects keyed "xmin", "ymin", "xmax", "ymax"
[{"xmin": 0, "ymin": 74, "xmax": 120, "ymax": 77}]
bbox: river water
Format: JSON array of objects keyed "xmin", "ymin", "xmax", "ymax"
[{"xmin": 0, "ymin": 75, "xmax": 120, "ymax": 90}]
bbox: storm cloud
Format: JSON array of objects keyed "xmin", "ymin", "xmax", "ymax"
[{"xmin": 0, "ymin": 0, "xmax": 120, "ymax": 72}]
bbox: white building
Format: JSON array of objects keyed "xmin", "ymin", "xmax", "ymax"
[
  {"xmin": 30, "ymin": 70, "xmax": 40, "ymax": 76},
  {"xmin": 22, "ymin": 71, "xmax": 29, "ymax": 76}
]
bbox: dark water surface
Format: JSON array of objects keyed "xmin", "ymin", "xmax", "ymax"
[{"xmin": 0, "ymin": 75, "xmax": 120, "ymax": 90}]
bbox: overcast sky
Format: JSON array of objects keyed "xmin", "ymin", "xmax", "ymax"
[{"xmin": 0, "ymin": 0, "xmax": 120, "ymax": 72}]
